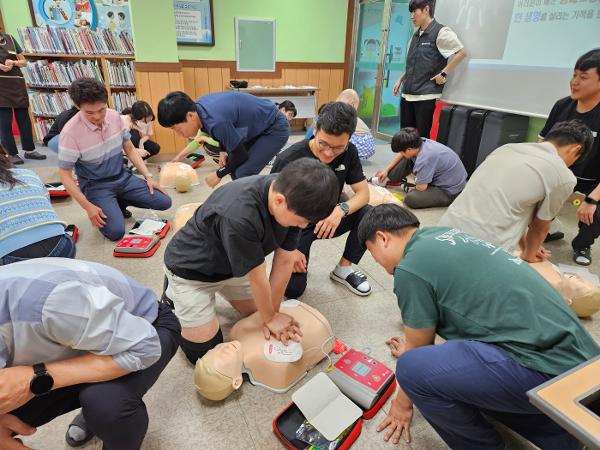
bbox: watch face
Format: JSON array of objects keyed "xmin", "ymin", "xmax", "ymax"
[{"xmin": 30, "ymin": 373, "xmax": 54, "ymax": 396}]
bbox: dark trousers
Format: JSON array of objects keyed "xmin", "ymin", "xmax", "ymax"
[
  {"xmin": 397, "ymin": 340, "xmax": 581, "ymax": 450},
  {"xmin": 388, "ymin": 158, "xmax": 456, "ymax": 208},
  {"xmin": 79, "ymin": 171, "xmax": 171, "ymax": 241},
  {"xmin": 129, "ymin": 129, "xmax": 161, "ymax": 160},
  {"xmin": 11, "ymin": 304, "xmax": 180, "ymax": 450},
  {"xmin": 0, "ymin": 234, "xmax": 76, "ymax": 265},
  {"xmin": 0, "ymin": 107, "xmax": 35, "ymax": 155},
  {"xmin": 233, "ymin": 113, "xmax": 290, "ymax": 178},
  {"xmin": 572, "ymin": 178, "xmax": 600, "ymax": 250},
  {"xmin": 400, "ymin": 98, "xmax": 436, "ymax": 139},
  {"xmin": 285, "ymin": 205, "xmax": 371, "ymax": 298}
]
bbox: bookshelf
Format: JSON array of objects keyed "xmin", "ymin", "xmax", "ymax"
[{"xmin": 18, "ymin": 27, "xmax": 137, "ymax": 143}]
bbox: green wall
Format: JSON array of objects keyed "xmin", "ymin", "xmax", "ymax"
[
  {"xmin": 0, "ymin": 0, "xmax": 32, "ymax": 38},
  {"xmin": 129, "ymin": 0, "xmax": 178, "ymax": 62},
  {"xmin": 177, "ymin": 0, "xmax": 349, "ymax": 62},
  {"xmin": 527, "ymin": 116, "xmax": 546, "ymax": 141}
]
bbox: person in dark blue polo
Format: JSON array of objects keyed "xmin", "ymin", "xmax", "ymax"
[{"xmin": 158, "ymin": 91, "xmax": 290, "ymax": 188}]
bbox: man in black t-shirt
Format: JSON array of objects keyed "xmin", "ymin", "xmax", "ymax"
[
  {"xmin": 271, "ymin": 102, "xmax": 373, "ymax": 298},
  {"xmin": 163, "ymin": 159, "xmax": 339, "ymax": 365},
  {"xmin": 540, "ymin": 49, "xmax": 600, "ymax": 265}
]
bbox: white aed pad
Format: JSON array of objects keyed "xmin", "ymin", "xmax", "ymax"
[
  {"xmin": 292, "ymin": 372, "xmax": 362, "ymax": 441},
  {"xmin": 264, "ymin": 340, "xmax": 303, "ymax": 363}
]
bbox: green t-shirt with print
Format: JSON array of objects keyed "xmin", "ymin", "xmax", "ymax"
[{"xmin": 393, "ymin": 227, "xmax": 600, "ymax": 376}]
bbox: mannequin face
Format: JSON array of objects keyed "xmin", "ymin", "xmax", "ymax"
[{"xmin": 202, "ymin": 341, "xmax": 244, "ymax": 382}]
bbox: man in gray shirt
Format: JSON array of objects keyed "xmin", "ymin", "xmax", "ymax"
[
  {"xmin": 371, "ymin": 127, "xmax": 467, "ymax": 208},
  {"xmin": 440, "ymin": 120, "xmax": 593, "ymax": 262},
  {"xmin": 0, "ymin": 258, "xmax": 180, "ymax": 449}
]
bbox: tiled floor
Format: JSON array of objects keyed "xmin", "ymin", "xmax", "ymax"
[{"xmin": 16, "ymin": 138, "xmax": 600, "ymax": 450}]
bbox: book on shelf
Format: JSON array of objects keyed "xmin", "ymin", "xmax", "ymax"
[
  {"xmin": 23, "ymin": 59, "xmax": 103, "ymax": 88},
  {"xmin": 18, "ymin": 26, "xmax": 134, "ymax": 56},
  {"xmin": 33, "ymin": 117, "xmax": 55, "ymax": 142},
  {"xmin": 106, "ymin": 59, "xmax": 135, "ymax": 87},
  {"xmin": 112, "ymin": 91, "xmax": 137, "ymax": 112},
  {"xmin": 28, "ymin": 90, "xmax": 73, "ymax": 117}
]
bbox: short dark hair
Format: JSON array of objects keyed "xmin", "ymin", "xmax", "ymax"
[
  {"xmin": 130, "ymin": 100, "xmax": 155, "ymax": 121},
  {"xmin": 544, "ymin": 120, "xmax": 594, "ymax": 161},
  {"xmin": 408, "ymin": 0, "xmax": 435, "ymax": 15},
  {"xmin": 358, "ymin": 204, "xmax": 421, "ymax": 245},
  {"xmin": 314, "ymin": 102, "xmax": 357, "ymax": 136},
  {"xmin": 157, "ymin": 91, "xmax": 196, "ymax": 127},
  {"xmin": 391, "ymin": 127, "xmax": 422, "ymax": 153},
  {"xmin": 273, "ymin": 158, "xmax": 339, "ymax": 223},
  {"xmin": 278, "ymin": 100, "xmax": 297, "ymax": 118},
  {"xmin": 68, "ymin": 77, "xmax": 108, "ymax": 106},
  {"xmin": 575, "ymin": 48, "xmax": 600, "ymax": 78},
  {"xmin": 118, "ymin": 12, "xmax": 125, "ymax": 19}
]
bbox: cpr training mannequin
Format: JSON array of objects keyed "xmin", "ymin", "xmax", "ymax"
[
  {"xmin": 195, "ymin": 300, "xmax": 334, "ymax": 400},
  {"xmin": 159, "ymin": 162, "xmax": 199, "ymax": 191},
  {"xmin": 531, "ymin": 260, "xmax": 600, "ymax": 318},
  {"xmin": 173, "ymin": 202, "xmax": 201, "ymax": 233}
]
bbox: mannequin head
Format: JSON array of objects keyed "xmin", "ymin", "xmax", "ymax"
[
  {"xmin": 194, "ymin": 341, "xmax": 243, "ymax": 401},
  {"xmin": 159, "ymin": 162, "xmax": 199, "ymax": 189}
]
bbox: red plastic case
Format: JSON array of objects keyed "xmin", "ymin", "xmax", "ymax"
[
  {"xmin": 113, "ymin": 237, "xmax": 161, "ymax": 258},
  {"xmin": 184, "ymin": 153, "xmax": 206, "ymax": 169},
  {"xmin": 273, "ymin": 402, "xmax": 362, "ymax": 450},
  {"xmin": 45, "ymin": 182, "xmax": 70, "ymax": 197}
]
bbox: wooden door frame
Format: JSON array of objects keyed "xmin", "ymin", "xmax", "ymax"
[{"xmin": 343, "ymin": 0, "xmax": 356, "ymax": 89}]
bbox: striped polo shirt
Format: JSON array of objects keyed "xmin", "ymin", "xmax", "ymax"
[
  {"xmin": 0, "ymin": 258, "xmax": 161, "ymax": 372},
  {"xmin": 0, "ymin": 169, "xmax": 65, "ymax": 257},
  {"xmin": 58, "ymin": 108, "xmax": 131, "ymax": 181}
]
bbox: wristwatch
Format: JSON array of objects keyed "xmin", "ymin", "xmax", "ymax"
[
  {"xmin": 584, "ymin": 196, "xmax": 599, "ymax": 205},
  {"xmin": 338, "ymin": 202, "xmax": 350, "ymax": 217},
  {"xmin": 30, "ymin": 363, "xmax": 54, "ymax": 396},
  {"xmin": 440, "ymin": 71, "xmax": 448, "ymax": 79}
]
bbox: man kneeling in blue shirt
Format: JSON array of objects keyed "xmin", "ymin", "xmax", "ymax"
[
  {"xmin": 158, "ymin": 91, "xmax": 290, "ymax": 189},
  {"xmin": 370, "ymin": 127, "xmax": 467, "ymax": 209},
  {"xmin": 0, "ymin": 258, "xmax": 180, "ymax": 449}
]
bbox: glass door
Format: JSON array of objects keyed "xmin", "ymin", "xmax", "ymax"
[
  {"xmin": 351, "ymin": 0, "xmax": 385, "ymax": 126},
  {"xmin": 376, "ymin": 0, "xmax": 412, "ymax": 137},
  {"xmin": 350, "ymin": 0, "xmax": 413, "ymax": 139}
]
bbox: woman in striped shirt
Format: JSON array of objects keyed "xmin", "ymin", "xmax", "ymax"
[{"xmin": 0, "ymin": 144, "xmax": 75, "ymax": 265}]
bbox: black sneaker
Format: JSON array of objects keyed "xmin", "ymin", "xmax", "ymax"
[
  {"xmin": 573, "ymin": 247, "xmax": 592, "ymax": 266},
  {"xmin": 122, "ymin": 209, "xmax": 132, "ymax": 219},
  {"xmin": 330, "ymin": 270, "xmax": 372, "ymax": 296},
  {"xmin": 544, "ymin": 232, "xmax": 565, "ymax": 243},
  {"xmin": 24, "ymin": 150, "xmax": 47, "ymax": 160},
  {"xmin": 9, "ymin": 155, "xmax": 24, "ymax": 165}
]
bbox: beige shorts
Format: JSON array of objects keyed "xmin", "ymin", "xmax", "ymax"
[{"xmin": 164, "ymin": 266, "xmax": 253, "ymax": 328}]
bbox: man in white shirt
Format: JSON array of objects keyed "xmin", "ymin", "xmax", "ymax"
[
  {"xmin": 393, "ymin": 0, "xmax": 467, "ymax": 138},
  {"xmin": 439, "ymin": 120, "xmax": 593, "ymax": 263}
]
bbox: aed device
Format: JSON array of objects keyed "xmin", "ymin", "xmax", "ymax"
[
  {"xmin": 329, "ymin": 349, "xmax": 395, "ymax": 410},
  {"xmin": 113, "ymin": 236, "xmax": 160, "ymax": 258},
  {"xmin": 45, "ymin": 182, "xmax": 70, "ymax": 198}
]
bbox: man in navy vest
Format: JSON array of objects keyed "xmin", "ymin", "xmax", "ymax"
[{"xmin": 392, "ymin": 0, "xmax": 467, "ymax": 138}]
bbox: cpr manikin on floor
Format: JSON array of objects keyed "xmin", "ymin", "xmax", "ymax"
[{"xmin": 194, "ymin": 300, "xmax": 334, "ymax": 400}]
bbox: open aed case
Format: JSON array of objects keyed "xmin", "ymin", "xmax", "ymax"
[
  {"xmin": 273, "ymin": 351, "xmax": 397, "ymax": 449},
  {"xmin": 113, "ymin": 219, "xmax": 170, "ymax": 258}
]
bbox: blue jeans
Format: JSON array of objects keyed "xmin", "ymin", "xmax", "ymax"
[
  {"xmin": 233, "ymin": 113, "xmax": 290, "ymax": 178},
  {"xmin": 79, "ymin": 170, "xmax": 171, "ymax": 241},
  {"xmin": 47, "ymin": 135, "xmax": 59, "ymax": 152},
  {"xmin": 396, "ymin": 340, "xmax": 581, "ymax": 450},
  {"xmin": 0, "ymin": 234, "xmax": 76, "ymax": 265}
]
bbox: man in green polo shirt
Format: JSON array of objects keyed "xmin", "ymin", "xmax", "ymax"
[{"xmin": 358, "ymin": 204, "xmax": 599, "ymax": 449}]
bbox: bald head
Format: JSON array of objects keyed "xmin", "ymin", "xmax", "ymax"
[{"xmin": 336, "ymin": 89, "xmax": 360, "ymax": 110}]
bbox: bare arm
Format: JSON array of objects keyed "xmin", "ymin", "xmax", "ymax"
[
  {"xmin": 347, "ymin": 180, "xmax": 370, "ymax": 212},
  {"xmin": 379, "ymin": 152, "xmax": 405, "ymax": 179},
  {"xmin": 269, "ymin": 248, "xmax": 296, "ymax": 312},
  {"xmin": 123, "ymin": 140, "xmax": 152, "ymax": 177},
  {"xmin": 521, "ymin": 216, "xmax": 551, "ymax": 263},
  {"xmin": 59, "ymin": 168, "xmax": 91, "ymax": 210},
  {"xmin": 415, "ymin": 183, "xmax": 428, "ymax": 191},
  {"xmin": 247, "ymin": 262, "xmax": 300, "ymax": 343},
  {"xmin": 443, "ymin": 48, "xmax": 467, "ymax": 75}
]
